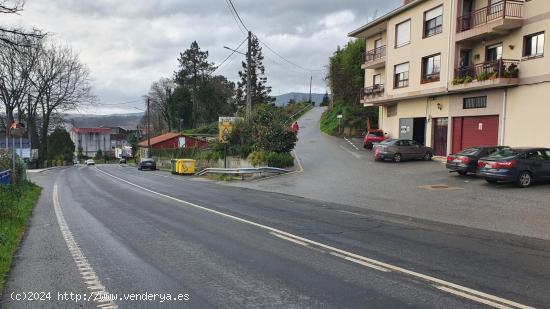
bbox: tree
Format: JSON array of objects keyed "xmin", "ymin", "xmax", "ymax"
[
  {"xmin": 174, "ymin": 41, "xmax": 215, "ymax": 128},
  {"xmin": 320, "ymin": 92, "xmax": 330, "ymax": 107},
  {"xmin": 236, "ymin": 35, "xmax": 273, "ymax": 109},
  {"xmin": 0, "ymin": 0, "xmax": 44, "ymax": 48},
  {"xmin": 148, "ymin": 78, "xmax": 176, "ymax": 131},
  {"xmin": 327, "ymin": 39, "xmax": 364, "ymax": 105},
  {"xmin": 32, "ymin": 43, "xmax": 94, "ymax": 159},
  {"xmin": 0, "ymin": 34, "xmax": 41, "ymax": 125},
  {"xmin": 47, "ymin": 127, "xmax": 74, "ymax": 161}
]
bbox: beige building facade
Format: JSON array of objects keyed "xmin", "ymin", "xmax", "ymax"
[{"xmin": 350, "ymin": 0, "xmax": 550, "ymax": 156}]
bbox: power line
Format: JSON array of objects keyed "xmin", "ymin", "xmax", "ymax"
[
  {"xmin": 213, "ymin": 36, "xmax": 247, "ymax": 74},
  {"xmin": 255, "ymin": 35, "xmax": 326, "ymax": 73},
  {"xmin": 224, "ymin": 0, "xmax": 246, "ymax": 35},
  {"xmin": 95, "ymin": 99, "xmax": 143, "ymax": 106},
  {"xmin": 227, "ymin": 0, "xmax": 249, "ymax": 32}
]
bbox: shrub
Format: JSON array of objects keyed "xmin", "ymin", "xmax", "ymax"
[
  {"xmin": 0, "ymin": 150, "xmax": 26, "ymax": 184},
  {"xmin": 464, "ymin": 76, "xmax": 474, "ymax": 83},
  {"xmin": 247, "ymin": 151, "xmax": 294, "ymax": 168},
  {"xmin": 452, "ymin": 77, "xmax": 464, "ymax": 85},
  {"xmin": 476, "ymin": 71, "xmax": 489, "ymax": 81}
]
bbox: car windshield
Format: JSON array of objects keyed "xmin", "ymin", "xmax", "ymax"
[
  {"xmin": 486, "ymin": 148, "xmax": 521, "ymax": 159},
  {"xmin": 142, "ymin": 159, "xmax": 154, "ymax": 163},
  {"xmin": 458, "ymin": 148, "xmax": 480, "ymax": 156},
  {"xmin": 379, "ymin": 139, "xmax": 396, "ymax": 145},
  {"xmin": 368, "ymin": 131, "xmax": 384, "ymax": 137}
]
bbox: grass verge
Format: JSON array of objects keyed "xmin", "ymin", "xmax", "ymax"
[{"xmin": 0, "ymin": 182, "xmax": 42, "ymax": 292}]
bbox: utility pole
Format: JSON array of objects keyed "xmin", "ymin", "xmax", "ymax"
[
  {"xmin": 147, "ymin": 97, "xmax": 151, "ymax": 158},
  {"xmin": 308, "ymin": 76, "xmax": 313, "ymax": 105},
  {"xmin": 246, "ymin": 30, "xmax": 252, "ymax": 116}
]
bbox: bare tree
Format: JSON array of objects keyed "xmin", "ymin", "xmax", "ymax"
[
  {"xmin": 0, "ymin": 0, "xmax": 44, "ymax": 47},
  {"xmin": 32, "ymin": 43, "xmax": 94, "ymax": 158},
  {"xmin": 0, "ymin": 33, "xmax": 41, "ymax": 125},
  {"xmin": 148, "ymin": 78, "xmax": 176, "ymax": 132}
]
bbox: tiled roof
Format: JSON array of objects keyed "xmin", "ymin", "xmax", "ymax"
[
  {"xmin": 71, "ymin": 127, "xmax": 111, "ymax": 134},
  {"xmin": 138, "ymin": 132, "xmax": 180, "ymax": 147}
]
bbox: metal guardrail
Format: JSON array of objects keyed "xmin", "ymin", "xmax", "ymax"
[
  {"xmin": 0, "ymin": 169, "xmax": 11, "ymax": 185},
  {"xmin": 196, "ymin": 167, "xmax": 290, "ymax": 177}
]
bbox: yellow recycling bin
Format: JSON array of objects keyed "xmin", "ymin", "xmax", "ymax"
[{"xmin": 176, "ymin": 159, "xmax": 196, "ymax": 175}]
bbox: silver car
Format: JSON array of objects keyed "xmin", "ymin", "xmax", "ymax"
[{"xmin": 373, "ymin": 139, "xmax": 433, "ymax": 163}]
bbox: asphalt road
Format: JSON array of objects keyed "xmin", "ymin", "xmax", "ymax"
[
  {"xmin": 2, "ymin": 164, "xmax": 550, "ymax": 308},
  {"xmin": 228, "ymin": 107, "xmax": 550, "ymax": 240}
]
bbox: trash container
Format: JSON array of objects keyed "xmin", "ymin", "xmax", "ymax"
[
  {"xmin": 171, "ymin": 159, "xmax": 178, "ymax": 174},
  {"xmin": 179, "ymin": 159, "xmax": 196, "ymax": 175}
]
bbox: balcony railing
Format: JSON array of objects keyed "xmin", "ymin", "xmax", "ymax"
[
  {"xmin": 457, "ymin": 0, "xmax": 523, "ymax": 33},
  {"xmin": 454, "ymin": 59, "xmax": 519, "ymax": 82},
  {"xmin": 362, "ymin": 84, "xmax": 385, "ymax": 100},
  {"xmin": 363, "ymin": 46, "xmax": 386, "ymax": 63}
]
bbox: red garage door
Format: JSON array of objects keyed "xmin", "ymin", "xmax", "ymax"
[{"xmin": 452, "ymin": 116, "xmax": 499, "ymax": 153}]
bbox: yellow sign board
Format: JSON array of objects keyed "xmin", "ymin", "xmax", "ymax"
[{"xmin": 219, "ymin": 117, "xmax": 241, "ymax": 144}]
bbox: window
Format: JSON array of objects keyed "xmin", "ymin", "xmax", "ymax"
[
  {"xmin": 463, "ymin": 96, "xmax": 487, "ymax": 109},
  {"xmin": 395, "ymin": 20, "xmax": 411, "ymax": 48},
  {"xmin": 486, "ymin": 43, "xmax": 503, "ymax": 61},
  {"xmin": 373, "ymin": 74, "xmax": 381, "ymax": 86},
  {"xmin": 421, "ymin": 54, "xmax": 441, "ymax": 83},
  {"xmin": 394, "ymin": 62, "xmax": 409, "ymax": 88},
  {"xmin": 523, "ymin": 32, "xmax": 545, "ymax": 58},
  {"xmin": 424, "ymin": 5, "xmax": 443, "ymax": 37},
  {"xmin": 387, "ymin": 104, "xmax": 397, "ymax": 117}
]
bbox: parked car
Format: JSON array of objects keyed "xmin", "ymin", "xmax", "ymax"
[
  {"xmin": 85, "ymin": 159, "xmax": 95, "ymax": 166},
  {"xmin": 373, "ymin": 139, "xmax": 433, "ymax": 162},
  {"xmin": 73, "ymin": 159, "xmax": 79, "ymax": 165},
  {"xmin": 138, "ymin": 158, "xmax": 156, "ymax": 171},
  {"xmin": 119, "ymin": 157, "xmax": 127, "ymax": 164},
  {"xmin": 363, "ymin": 129, "xmax": 385, "ymax": 149},
  {"xmin": 477, "ymin": 147, "xmax": 550, "ymax": 188},
  {"xmin": 447, "ymin": 146, "xmax": 508, "ymax": 175}
]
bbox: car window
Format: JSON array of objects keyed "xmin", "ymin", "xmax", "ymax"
[
  {"xmin": 458, "ymin": 148, "xmax": 480, "ymax": 156},
  {"xmin": 400, "ymin": 140, "xmax": 411, "ymax": 147},
  {"xmin": 526, "ymin": 151, "xmax": 545, "ymax": 160},
  {"xmin": 369, "ymin": 131, "xmax": 384, "ymax": 137},
  {"xmin": 543, "ymin": 150, "xmax": 550, "ymax": 159},
  {"xmin": 487, "ymin": 148, "xmax": 520, "ymax": 159}
]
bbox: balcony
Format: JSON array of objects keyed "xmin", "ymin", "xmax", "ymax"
[
  {"xmin": 362, "ymin": 46, "xmax": 386, "ymax": 70},
  {"xmin": 360, "ymin": 84, "xmax": 385, "ymax": 105},
  {"xmin": 450, "ymin": 59, "xmax": 520, "ymax": 92},
  {"xmin": 456, "ymin": 0, "xmax": 524, "ymax": 42}
]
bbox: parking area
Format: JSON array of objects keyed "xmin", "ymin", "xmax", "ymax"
[{"xmin": 227, "ymin": 108, "xmax": 550, "ymax": 240}]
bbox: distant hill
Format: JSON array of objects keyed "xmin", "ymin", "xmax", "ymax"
[
  {"xmin": 63, "ymin": 112, "xmax": 144, "ymax": 130},
  {"xmin": 274, "ymin": 92, "xmax": 325, "ymax": 107}
]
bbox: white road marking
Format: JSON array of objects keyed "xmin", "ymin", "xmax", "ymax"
[
  {"xmin": 270, "ymin": 232, "xmax": 309, "ymax": 247},
  {"xmin": 339, "ymin": 145, "xmax": 361, "ymax": 159},
  {"xmin": 344, "ymin": 137, "xmax": 360, "ymax": 151},
  {"xmin": 436, "ymin": 286, "xmax": 514, "ymax": 309},
  {"xmin": 95, "ymin": 167, "xmax": 534, "ymax": 309},
  {"xmin": 329, "ymin": 252, "xmax": 390, "ymax": 272},
  {"xmin": 53, "ymin": 182, "xmax": 117, "ymax": 309}
]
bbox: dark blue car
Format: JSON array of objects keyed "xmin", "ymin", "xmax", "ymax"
[{"xmin": 477, "ymin": 148, "xmax": 550, "ymax": 188}]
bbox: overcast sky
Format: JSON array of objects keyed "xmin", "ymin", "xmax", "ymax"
[{"xmin": 5, "ymin": 0, "xmax": 402, "ymax": 114}]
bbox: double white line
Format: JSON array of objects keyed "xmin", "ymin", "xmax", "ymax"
[{"xmin": 95, "ymin": 167, "xmax": 534, "ymax": 309}]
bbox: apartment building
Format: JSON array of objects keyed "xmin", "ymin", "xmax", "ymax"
[
  {"xmin": 349, "ymin": 0, "xmax": 550, "ymax": 156},
  {"xmin": 70, "ymin": 127, "xmax": 112, "ymax": 157}
]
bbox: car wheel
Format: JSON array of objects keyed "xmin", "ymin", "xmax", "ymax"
[
  {"xmin": 423, "ymin": 152, "xmax": 433, "ymax": 161},
  {"xmin": 485, "ymin": 178, "xmax": 498, "ymax": 184},
  {"xmin": 517, "ymin": 171, "xmax": 533, "ymax": 188},
  {"xmin": 392, "ymin": 153, "xmax": 402, "ymax": 163},
  {"xmin": 457, "ymin": 171, "xmax": 467, "ymax": 176}
]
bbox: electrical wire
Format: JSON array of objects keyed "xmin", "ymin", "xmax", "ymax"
[
  {"xmin": 227, "ymin": 0, "xmax": 249, "ymax": 32},
  {"xmin": 212, "ymin": 36, "xmax": 247, "ymax": 74},
  {"xmin": 225, "ymin": 0, "xmax": 246, "ymax": 35},
  {"xmin": 255, "ymin": 35, "xmax": 326, "ymax": 73}
]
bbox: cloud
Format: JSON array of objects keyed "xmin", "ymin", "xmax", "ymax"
[{"xmin": 3, "ymin": 0, "xmax": 402, "ymax": 114}]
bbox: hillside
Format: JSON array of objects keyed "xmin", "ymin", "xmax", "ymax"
[{"xmin": 64, "ymin": 113, "xmax": 144, "ymax": 130}]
